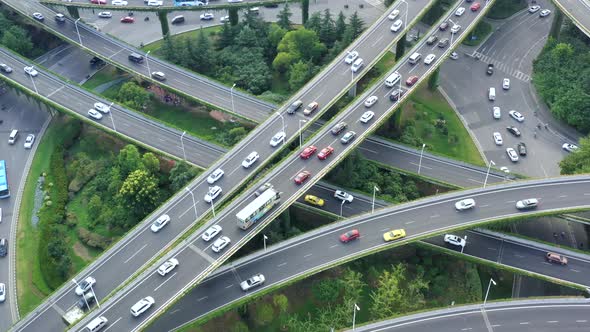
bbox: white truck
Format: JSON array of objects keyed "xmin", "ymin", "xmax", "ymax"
[{"xmin": 62, "ymin": 293, "xmax": 95, "ymax": 325}]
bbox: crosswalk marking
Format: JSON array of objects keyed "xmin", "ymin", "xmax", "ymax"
[
  {"xmin": 473, "ymin": 52, "xmax": 531, "ymax": 82},
  {"xmin": 364, "ymin": 0, "xmax": 382, "ymax": 7}
]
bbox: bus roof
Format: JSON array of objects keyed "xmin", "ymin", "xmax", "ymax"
[
  {"xmin": 0, "ymin": 160, "xmax": 7, "ymax": 192},
  {"xmin": 236, "ymin": 188, "xmax": 278, "ymax": 221}
]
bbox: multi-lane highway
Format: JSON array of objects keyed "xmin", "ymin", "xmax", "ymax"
[
  {"xmin": 143, "ymin": 176, "xmax": 590, "ymax": 331},
  {"xmin": 12, "ymin": 0, "xmax": 434, "ymax": 330},
  {"xmin": 553, "ymin": 0, "xmax": 590, "ymax": 37}
]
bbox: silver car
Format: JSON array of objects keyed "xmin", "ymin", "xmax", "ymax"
[
  {"xmin": 516, "ymin": 198, "xmax": 538, "ymax": 210},
  {"xmin": 240, "ymin": 273, "xmax": 265, "ymax": 291},
  {"xmin": 157, "ymin": 258, "xmax": 179, "ymax": 276}
]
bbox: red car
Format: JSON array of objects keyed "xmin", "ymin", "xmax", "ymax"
[
  {"xmin": 90, "ymin": 0, "xmax": 107, "ymax": 4},
  {"xmin": 120, "ymin": 16, "xmax": 135, "ymax": 23},
  {"xmin": 294, "ymin": 171, "xmax": 311, "ymax": 185},
  {"xmin": 299, "ymin": 145, "xmax": 317, "ymax": 159},
  {"xmin": 470, "ymin": 3, "xmax": 481, "ymax": 11},
  {"xmin": 318, "ymin": 146, "xmax": 334, "ymax": 160},
  {"xmin": 340, "ymin": 229, "xmax": 360, "ymax": 243},
  {"xmin": 405, "ymin": 75, "xmax": 419, "ymax": 86}
]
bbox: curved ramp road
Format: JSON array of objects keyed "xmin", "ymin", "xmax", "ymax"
[
  {"xmin": 553, "ymin": 0, "xmax": 590, "ymax": 37},
  {"xmin": 70, "ymin": 1, "xmax": 496, "ymax": 330},
  {"xmin": 12, "ymin": 0, "xmax": 434, "ymax": 330}
]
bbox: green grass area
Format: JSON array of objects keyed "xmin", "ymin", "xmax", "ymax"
[
  {"xmin": 142, "ymin": 25, "xmax": 223, "ymax": 56},
  {"xmin": 462, "ymin": 21, "xmax": 493, "ymax": 47},
  {"xmin": 402, "ymin": 87, "xmax": 484, "ymax": 166},
  {"xmin": 82, "ymin": 66, "xmax": 129, "ymax": 91},
  {"xmin": 16, "ymin": 118, "xmax": 67, "ymax": 315},
  {"xmin": 357, "ymin": 51, "xmax": 396, "ymax": 93},
  {"xmin": 486, "ymin": 0, "xmax": 527, "ymax": 19}
]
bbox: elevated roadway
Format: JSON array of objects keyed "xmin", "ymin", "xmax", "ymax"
[{"xmin": 553, "ymin": 0, "xmax": 590, "ymax": 37}]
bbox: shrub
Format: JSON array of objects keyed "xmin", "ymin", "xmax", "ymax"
[{"xmin": 77, "ymin": 228, "xmax": 112, "ymax": 250}]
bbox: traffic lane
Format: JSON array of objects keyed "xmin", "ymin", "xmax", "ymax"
[
  {"xmin": 556, "ymin": 0, "xmax": 590, "ymax": 36},
  {"xmin": 146, "ymin": 178, "xmax": 590, "ymax": 331},
  {"xmin": 35, "ymin": 44, "xmax": 97, "ymax": 84},
  {"xmin": 66, "ymin": 0, "xmax": 265, "ymax": 7},
  {"xmin": 299, "ymin": 184, "xmax": 377, "ymax": 218}
]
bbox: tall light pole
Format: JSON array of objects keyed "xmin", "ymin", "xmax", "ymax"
[
  {"xmin": 108, "ymin": 101, "xmax": 116, "ymax": 132},
  {"xmin": 483, "ymin": 278, "xmax": 497, "ymax": 307},
  {"xmin": 230, "ymin": 83, "xmax": 236, "ymax": 114},
  {"xmin": 461, "ymin": 235, "xmax": 467, "ymax": 254},
  {"xmin": 483, "ymin": 160, "xmax": 495, "ymax": 188},
  {"xmin": 401, "ymin": 0, "xmax": 409, "ymax": 30},
  {"xmin": 449, "ymin": 19, "xmax": 457, "ymax": 46},
  {"xmin": 276, "ymin": 111, "xmax": 285, "ymax": 141},
  {"xmin": 352, "ymin": 303, "xmax": 360, "ymax": 330},
  {"xmin": 208, "ymin": 187, "xmax": 216, "ymax": 217},
  {"xmin": 28, "ymin": 69, "xmax": 38, "ymax": 95},
  {"xmin": 298, "ymin": 119, "xmax": 307, "ymax": 148},
  {"xmin": 145, "ymin": 50, "xmax": 151, "ymax": 77},
  {"xmin": 263, "ymin": 234, "xmax": 268, "ymax": 252},
  {"xmin": 72, "ymin": 279, "xmax": 90, "ymax": 310},
  {"xmin": 180, "ymin": 131, "xmax": 187, "ymax": 161},
  {"xmin": 340, "ymin": 199, "xmax": 345, "ymax": 218},
  {"xmin": 89, "ymin": 283, "xmax": 100, "ymax": 308},
  {"xmin": 74, "ymin": 18, "xmax": 83, "ymax": 46},
  {"xmin": 371, "ymin": 185, "xmax": 379, "ymax": 214},
  {"xmin": 418, "ymin": 143, "xmax": 426, "ymax": 174},
  {"xmin": 185, "ymin": 187, "xmax": 198, "ymax": 220}
]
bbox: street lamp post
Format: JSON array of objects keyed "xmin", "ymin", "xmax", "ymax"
[
  {"xmin": 72, "ymin": 279, "xmax": 90, "ymax": 310},
  {"xmin": 108, "ymin": 101, "xmax": 116, "ymax": 132},
  {"xmin": 352, "ymin": 303, "xmax": 360, "ymax": 330},
  {"xmin": 340, "ymin": 199, "xmax": 346, "ymax": 218},
  {"xmin": 145, "ymin": 50, "xmax": 151, "ymax": 77},
  {"xmin": 276, "ymin": 112, "xmax": 285, "ymax": 142},
  {"xmin": 483, "ymin": 278, "xmax": 497, "ymax": 307},
  {"xmin": 461, "ymin": 235, "xmax": 467, "ymax": 254},
  {"xmin": 371, "ymin": 185, "xmax": 379, "ymax": 214},
  {"xmin": 180, "ymin": 131, "xmax": 187, "ymax": 161},
  {"xmin": 28, "ymin": 69, "xmax": 38, "ymax": 95},
  {"xmin": 483, "ymin": 160, "xmax": 495, "ymax": 188},
  {"xmin": 401, "ymin": 0, "xmax": 409, "ymax": 30},
  {"xmin": 74, "ymin": 18, "xmax": 83, "ymax": 46},
  {"xmin": 418, "ymin": 143, "xmax": 426, "ymax": 174},
  {"xmin": 263, "ymin": 234, "xmax": 268, "ymax": 252},
  {"xmin": 209, "ymin": 187, "xmax": 216, "ymax": 217},
  {"xmin": 230, "ymin": 83, "xmax": 236, "ymax": 114},
  {"xmin": 299, "ymin": 119, "xmax": 307, "ymax": 148},
  {"xmin": 89, "ymin": 283, "xmax": 100, "ymax": 308},
  {"xmin": 185, "ymin": 187, "xmax": 198, "ymax": 220}
]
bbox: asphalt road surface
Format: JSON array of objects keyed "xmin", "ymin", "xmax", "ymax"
[
  {"xmin": 352, "ymin": 299, "xmax": 590, "ymax": 332},
  {"xmin": 439, "ymin": 1, "xmax": 579, "ymax": 177},
  {"xmin": 0, "ymin": 90, "xmax": 49, "ymax": 331},
  {"xmin": 144, "ymin": 176, "xmax": 590, "ymax": 331},
  {"xmin": 13, "ymin": 1, "xmax": 435, "ymax": 330},
  {"xmin": 68, "ymin": 2, "xmax": 496, "ymax": 330}
]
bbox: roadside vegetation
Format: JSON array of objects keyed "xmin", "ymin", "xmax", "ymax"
[
  {"xmin": 0, "ymin": 9, "xmax": 61, "ymax": 58},
  {"xmin": 486, "ymin": 0, "xmax": 527, "ymax": 19},
  {"xmin": 462, "ymin": 21, "xmax": 493, "ymax": 47},
  {"xmin": 17, "ymin": 115, "xmax": 199, "ymax": 313}
]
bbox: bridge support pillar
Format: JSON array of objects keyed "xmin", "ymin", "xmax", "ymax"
[{"xmin": 348, "ymin": 83, "xmax": 357, "ymax": 98}]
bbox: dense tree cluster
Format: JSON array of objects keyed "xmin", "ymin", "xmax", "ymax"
[
  {"xmin": 560, "ymin": 136, "xmax": 590, "ymax": 174},
  {"xmin": 159, "ymin": 7, "xmax": 364, "ymax": 98}
]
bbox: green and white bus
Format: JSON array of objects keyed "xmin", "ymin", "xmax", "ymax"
[{"xmin": 236, "ymin": 188, "xmax": 280, "ymax": 230}]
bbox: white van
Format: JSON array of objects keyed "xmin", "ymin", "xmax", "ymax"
[
  {"xmin": 351, "ymin": 58, "xmax": 364, "ymax": 73},
  {"xmin": 488, "ymin": 87, "xmax": 496, "ymax": 101},
  {"xmin": 385, "ymin": 71, "xmax": 401, "ymax": 87},
  {"xmin": 408, "ymin": 52, "xmax": 422, "ymax": 65},
  {"xmin": 8, "ymin": 129, "xmax": 18, "ymax": 144},
  {"xmin": 85, "ymin": 316, "xmax": 108, "ymax": 332}
]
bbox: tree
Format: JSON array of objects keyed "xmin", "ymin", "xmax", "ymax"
[
  {"xmin": 346, "ymin": 12, "xmax": 365, "ymax": 40},
  {"xmin": 304, "ymin": 12, "xmax": 322, "ymax": 35},
  {"xmin": 560, "ymin": 136, "xmax": 590, "ymax": 174},
  {"xmin": 117, "ymin": 82, "xmax": 151, "ymax": 111},
  {"xmin": 428, "ymin": 67, "xmax": 440, "ymax": 90},
  {"xmin": 335, "ymin": 11, "xmax": 347, "ymax": 41},
  {"xmin": 2, "ymin": 26, "xmax": 33, "ymax": 56},
  {"xmin": 254, "ymin": 303, "xmax": 274, "ymax": 326},
  {"xmin": 273, "ymin": 294, "xmax": 289, "ymax": 313},
  {"xmin": 117, "ymin": 145, "xmax": 144, "ymax": 178},
  {"xmin": 169, "ymin": 161, "xmax": 198, "ymax": 192},
  {"xmin": 142, "ymin": 152, "xmax": 160, "ymax": 174},
  {"xmin": 162, "ymin": 34, "xmax": 178, "ymax": 63},
  {"xmin": 118, "ymin": 169, "xmax": 159, "ymax": 217},
  {"xmin": 319, "ymin": 9, "xmax": 337, "ymax": 47},
  {"xmin": 268, "ymin": 24, "xmax": 287, "ymax": 52},
  {"xmin": 288, "ymin": 60, "xmax": 314, "ymax": 91},
  {"xmin": 87, "ymin": 195, "xmax": 103, "ymax": 228},
  {"xmin": 217, "ymin": 22, "xmax": 235, "ymax": 49},
  {"xmin": 276, "ymin": 29, "xmax": 327, "ymax": 66},
  {"xmin": 277, "ymin": 3, "xmax": 293, "ymax": 30}
]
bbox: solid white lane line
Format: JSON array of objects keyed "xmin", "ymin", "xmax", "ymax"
[
  {"xmin": 154, "ymin": 272, "xmax": 177, "ymax": 292},
  {"xmin": 304, "ymin": 254, "xmax": 312, "ymax": 258},
  {"xmin": 198, "ymin": 296, "xmax": 208, "ymax": 302},
  {"xmin": 124, "ymin": 244, "xmax": 147, "ymax": 263},
  {"xmin": 225, "ymin": 284, "xmax": 233, "ymax": 289},
  {"xmin": 103, "ymin": 317, "xmax": 122, "ymax": 331},
  {"xmin": 277, "ymin": 262, "xmax": 287, "ymax": 267}
]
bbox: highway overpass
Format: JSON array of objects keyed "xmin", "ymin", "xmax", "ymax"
[{"xmin": 553, "ymin": 0, "xmax": 590, "ymax": 37}]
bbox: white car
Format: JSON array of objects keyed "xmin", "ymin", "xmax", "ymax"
[
  {"xmin": 228, "ymin": 0, "xmax": 243, "ymax": 2},
  {"xmin": 200, "ymin": 13, "xmax": 214, "ymax": 20},
  {"xmin": 449, "ymin": 52, "xmax": 459, "ymax": 60},
  {"xmin": 455, "ymin": 7, "xmax": 465, "ymax": 16},
  {"xmin": 201, "ymin": 225, "xmax": 222, "ymax": 242},
  {"xmin": 360, "ymin": 111, "xmax": 375, "ymax": 123},
  {"xmin": 364, "ymin": 96, "xmax": 378, "ymax": 108},
  {"xmin": 388, "ymin": 9, "xmax": 400, "ymax": 20},
  {"xmin": 423, "ymin": 54, "xmax": 436, "ymax": 65},
  {"xmin": 242, "ymin": 151, "xmax": 259, "ymax": 168},
  {"xmin": 450, "ymin": 24, "xmax": 461, "ymax": 34},
  {"xmin": 32, "ymin": 12, "xmax": 45, "ymax": 21},
  {"xmin": 493, "ymin": 106, "xmax": 501, "ymax": 119},
  {"xmin": 24, "ymin": 134, "xmax": 35, "ymax": 149},
  {"xmin": 506, "ymin": 147, "xmax": 519, "ymax": 162},
  {"xmin": 157, "ymin": 258, "xmax": 179, "ymax": 276},
  {"xmin": 88, "ymin": 109, "xmax": 103, "ymax": 120},
  {"xmin": 444, "ymin": 234, "xmax": 466, "ymax": 247},
  {"xmin": 344, "ymin": 51, "xmax": 359, "ymax": 65},
  {"xmin": 111, "ymin": 0, "xmax": 128, "ymax": 5},
  {"xmin": 270, "ymin": 131, "xmax": 286, "ymax": 147},
  {"xmin": 493, "ymin": 132, "xmax": 503, "ymax": 146},
  {"xmin": 390, "ymin": 19, "xmax": 403, "ymax": 32},
  {"xmin": 151, "ymin": 214, "xmax": 170, "ymax": 232},
  {"xmin": 75, "ymin": 276, "xmax": 96, "ymax": 296},
  {"xmin": 212, "ymin": 236, "xmax": 231, "ymax": 253},
  {"xmin": 562, "ymin": 143, "xmax": 579, "ymax": 152},
  {"xmin": 204, "ymin": 185, "xmax": 222, "ymax": 203},
  {"xmin": 539, "ymin": 9, "xmax": 551, "ymax": 17},
  {"xmin": 508, "ymin": 110, "xmax": 524, "ymax": 122},
  {"xmin": 0, "ymin": 283, "xmax": 5, "ymax": 302},
  {"xmin": 502, "ymin": 78, "xmax": 510, "ymax": 90},
  {"xmin": 516, "ymin": 198, "xmax": 539, "ymax": 210},
  {"xmin": 240, "ymin": 273, "xmax": 265, "ymax": 291},
  {"xmin": 130, "ymin": 296, "xmax": 155, "ymax": 317},
  {"xmin": 220, "ymin": 16, "xmax": 230, "ymax": 23},
  {"xmin": 24, "ymin": 66, "xmax": 38, "ymax": 77},
  {"xmin": 206, "ymin": 168, "xmax": 224, "ymax": 184},
  {"xmin": 147, "ymin": 0, "xmax": 163, "ymax": 6},
  {"xmin": 528, "ymin": 5, "xmax": 541, "ymax": 13},
  {"xmin": 334, "ymin": 190, "xmax": 354, "ymax": 203},
  {"xmin": 98, "ymin": 12, "xmax": 112, "ymax": 18},
  {"xmin": 94, "ymin": 102, "xmax": 110, "ymax": 113},
  {"xmin": 455, "ymin": 198, "xmax": 475, "ymax": 210}
]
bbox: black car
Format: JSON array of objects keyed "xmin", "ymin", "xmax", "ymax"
[
  {"xmin": 287, "ymin": 100, "xmax": 303, "ymax": 114},
  {"xmin": 0, "ymin": 238, "xmax": 7, "ymax": 257},
  {"xmin": 506, "ymin": 126, "xmax": 521, "ymax": 137},
  {"xmin": 486, "ymin": 63, "xmax": 494, "ymax": 75},
  {"xmin": 517, "ymin": 142, "xmax": 527, "ymax": 156},
  {"xmin": 77, "ymin": 292, "xmax": 96, "ymax": 310},
  {"xmin": 90, "ymin": 57, "xmax": 105, "ymax": 67},
  {"xmin": 389, "ymin": 89, "xmax": 404, "ymax": 101}
]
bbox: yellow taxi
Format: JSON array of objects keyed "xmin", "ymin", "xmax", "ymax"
[
  {"xmin": 304, "ymin": 195, "xmax": 325, "ymax": 207},
  {"xmin": 383, "ymin": 229, "xmax": 406, "ymax": 242}
]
